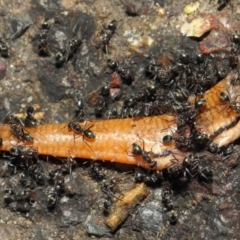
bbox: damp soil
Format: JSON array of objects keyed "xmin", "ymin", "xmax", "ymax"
[{"xmin": 0, "ymin": 0, "xmax": 240, "ymax": 239}]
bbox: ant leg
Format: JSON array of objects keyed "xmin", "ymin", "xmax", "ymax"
[{"xmin": 105, "ymin": 44, "xmax": 109, "ymax": 55}]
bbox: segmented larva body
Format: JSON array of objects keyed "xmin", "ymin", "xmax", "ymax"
[
  {"xmin": 0, "ymin": 73, "xmax": 239, "ymax": 170},
  {"xmin": 194, "ymin": 73, "xmax": 240, "ymax": 146},
  {"xmin": 0, "ymin": 114, "xmax": 184, "ymax": 170}
]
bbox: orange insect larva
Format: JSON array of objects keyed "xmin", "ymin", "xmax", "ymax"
[{"xmin": 0, "ymin": 114, "xmax": 184, "ymax": 170}]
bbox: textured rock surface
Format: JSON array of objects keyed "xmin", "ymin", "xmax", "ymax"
[{"xmin": 0, "ymin": 0, "xmax": 240, "ymax": 239}]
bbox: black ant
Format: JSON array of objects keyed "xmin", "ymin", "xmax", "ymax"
[
  {"xmin": 55, "ymin": 50, "xmax": 66, "ymax": 67},
  {"xmin": 101, "ymin": 178, "xmax": 122, "ymax": 214},
  {"xmin": 107, "ymin": 58, "xmax": 135, "ymax": 83},
  {"xmin": 45, "ymin": 186, "xmax": 58, "ymax": 208},
  {"xmin": 19, "ymin": 172, "xmax": 34, "ymax": 188},
  {"xmin": 132, "ymin": 142, "xmax": 152, "ymax": 164},
  {"xmin": 63, "ymin": 156, "xmax": 77, "ymax": 175},
  {"xmin": 105, "ymin": 108, "xmax": 118, "ymax": 119},
  {"xmin": 220, "ymin": 91, "xmax": 230, "ymax": 102},
  {"xmin": 101, "ymin": 178, "xmax": 122, "ymax": 196},
  {"xmin": 24, "ymin": 106, "xmax": 38, "ymax": 127},
  {"xmin": 162, "ymin": 186, "xmax": 174, "ymax": 210},
  {"xmin": 100, "ymin": 20, "xmax": 119, "ymax": 54},
  {"xmin": 36, "ymin": 28, "xmax": 51, "ymax": 56},
  {"xmin": 75, "ymin": 98, "xmax": 85, "ymax": 121},
  {"xmin": 153, "ymin": 149, "xmax": 173, "ymax": 158},
  {"xmin": 68, "ymin": 121, "xmax": 95, "ymax": 155},
  {"xmin": 41, "ymin": 18, "xmax": 55, "ymax": 30},
  {"xmin": 6, "ymin": 115, "xmax": 33, "ymax": 141},
  {"xmin": 90, "ymin": 84, "xmax": 112, "ymax": 117},
  {"xmin": 67, "ymin": 38, "xmax": 82, "ymax": 57},
  {"xmin": 167, "ymin": 209, "xmax": 178, "ymax": 224},
  {"xmin": 167, "ymin": 159, "xmax": 184, "ymax": 178},
  {"xmin": 219, "ymin": 90, "xmax": 240, "ymax": 113},
  {"xmin": 54, "ymin": 175, "xmax": 65, "ymax": 193},
  {"xmin": 134, "ymin": 168, "xmax": 146, "ymax": 182},
  {"xmin": 34, "ymin": 18, "xmax": 55, "ymax": 57},
  {"xmin": 195, "ymin": 98, "xmax": 207, "ymax": 109},
  {"xmin": 55, "ymin": 38, "xmax": 82, "ymax": 67},
  {"xmin": 131, "ymin": 136, "xmax": 158, "ymax": 169},
  {"xmin": 198, "ymin": 165, "xmax": 213, "ymax": 183},
  {"xmin": 162, "ymin": 135, "xmax": 174, "ymax": 144},
  {"xmin": 68, "ymin": 121, "xmax": 95, "ymax": 139},
  {"xmin": 4, "ymin": 188, "xmax": 16, "ymax": 204},
  {"xmin": 149, "ymin": 160, "xmax": 157, "ymax": 169},
  {"xmin": 191, "ymin": 132, "xmax": 209, "ymax": 150},
  {"xmin": 20, "ymin": 145, "xmax": 39, "ymax": 161},
  {"xmin": 89, "ymin": 162, "xmax": 105, "ymax": 180},
  {"xmin": 182, "ymin": 153, "xmax": 199, "ymax": 177},
  {"xmin": 144, "ymin": 171, "xmax": 161, "ymax": 184}
]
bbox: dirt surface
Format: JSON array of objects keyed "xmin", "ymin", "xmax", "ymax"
[{"xmin": 0, "ymin": 0, "xmax": 240, "ymax": 239}]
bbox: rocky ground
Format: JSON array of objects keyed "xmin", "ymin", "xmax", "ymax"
[{"xmin": 0, "ymin": 0, "xmax": 240, "ymax": 239}]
